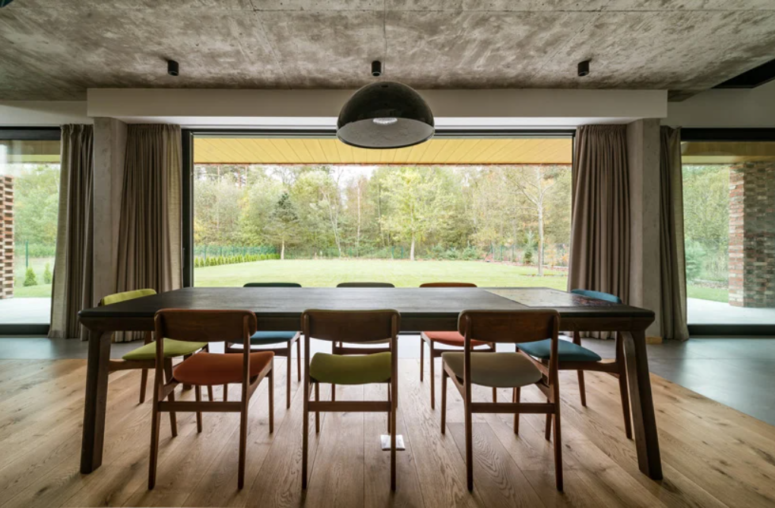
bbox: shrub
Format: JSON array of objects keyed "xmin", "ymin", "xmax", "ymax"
[
  {"xmin": 23, "ymin": 267, "xmax": 38, "ymax": 287},
  {"xmin": 685, "ymin": 241, "xmax": 705, "ymax": 281},
  {"xmin": 43, "ymin": 263, "xmax": 52, "ymax": 284},
  {"xmin": 523, "ymin": 250, "xmax": 534, "ymax": 266}
]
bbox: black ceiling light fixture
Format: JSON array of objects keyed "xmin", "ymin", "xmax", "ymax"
[
  {"xmin": 167, "ymin": 60, "xmax": 179, "ymax": 77},
  {"xmin": 337, "ymin": 61, "xmax": 435, "ymax": 149},
  {"xmin": 578, "ymin": 59, "xmax": 590, "ymax": 77}
]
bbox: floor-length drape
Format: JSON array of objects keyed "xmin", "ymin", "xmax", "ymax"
[
  {"xmin": 49, "ymin": 125, "xmax": 94, "ymax": 340},
  {"xmin": 569, "ymin": 125, "xmax": 631, "ymax": 310},
  {"xmin": 114, "ymin": 125, "xmax": 181, "ymax": 342},
  {"xmin": 659, "ymin": 126, "xmax": 689, "ymax": 341}
]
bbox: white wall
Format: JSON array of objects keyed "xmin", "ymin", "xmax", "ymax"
[
  {"xmin": 666, "ymin": 80, "xmax": 775, "ymax": 128},
  {"xmin": 0, "ymin": 101, "xmax": 91, "ymax": 126}
]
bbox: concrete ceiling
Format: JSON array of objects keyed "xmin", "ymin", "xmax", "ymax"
[{"xmin": 1, "ymin": 1, "xmax": 774, "ymax": 101}]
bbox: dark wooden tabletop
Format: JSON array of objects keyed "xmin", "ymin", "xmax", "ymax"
[{"xmin": 79, "ymin": 287, "xmax": 654, "ymax": 321}]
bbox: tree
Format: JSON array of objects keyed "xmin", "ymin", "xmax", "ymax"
[{"xmin": 267, "ymin": 192, "xmax": 300, "ymax": 260}]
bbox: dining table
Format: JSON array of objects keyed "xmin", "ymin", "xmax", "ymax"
[{"xmin": 77, "ymin": 286, "xmax": 661, "ymax": 480}]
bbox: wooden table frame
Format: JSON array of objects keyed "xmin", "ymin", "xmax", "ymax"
[{"xmin": 78, "ymin": 287, "xmax": 661, "ymax": 481}]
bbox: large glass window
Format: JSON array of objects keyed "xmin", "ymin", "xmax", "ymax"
[
  {"xmin": 682, "ymin": 139, "xmax": 775, "ymax": 327},
  {"xmin": 0, "ymin": 133, "xmax": 61, "ymax": 327},
  {"xmin": 190, "ymin": 134, "xmax": 573, "ymax": 289}
]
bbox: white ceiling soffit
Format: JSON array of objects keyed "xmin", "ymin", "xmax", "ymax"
[{"xmin": 89, "ymin": 88, "xmax": 667, "ymax": 129}]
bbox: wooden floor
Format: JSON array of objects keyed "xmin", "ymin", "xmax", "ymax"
[{"xmin": 2, "ymin": 358, "xmax": 775, "ymax": 508}]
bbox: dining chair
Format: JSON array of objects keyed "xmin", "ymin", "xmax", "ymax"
[
  {"xmin": 330, "ymin": 282, "xmax": 395, "ymax": 401},
  {"xmin": 301, "ymin": 309, "xmax": 399, "ymax": 491},
  {"xmin": 441, "ymin": 309, "xmax": 563, "ymax": 491},
  {"xmin": 516, "ymin": 288, "xmax": 632, "ymax": 439},
  {"xmin": 419, "ymin": 282, "xmax": 497, "ymax": 409},
  {"xmin": 223, "ymin": 282, "xmax": 302, "ymax": 408},
  {"xmin": 101, "ymin": 288, "xmax": 210, "ymax": 436},
  {"xmin": 148, "ymin": 309, "xmax": 274, "ymax": 490}
]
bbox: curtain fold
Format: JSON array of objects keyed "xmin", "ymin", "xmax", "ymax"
[
  {"xmin": 114, "ymin": 124, "xmax": 182, "ymax": 342},
  {"xmin": 49, "ymin": 125, "xmax": 94, "ymax": 340},
  {"xmin": 659, "ymin": 126, "xmax": 690, "ymax": 341},
  {"xmin": 569, "ymin": 125, "xmax": 631, "ymax": 310}
]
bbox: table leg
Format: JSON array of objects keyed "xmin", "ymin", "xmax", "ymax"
[
  {"xmin": 622, "ymin": 329, "xmax": 663, "ymax": 480},
  {"xmin": 80, "ymin": 329, "xmax": 112, "ymax": 474}
]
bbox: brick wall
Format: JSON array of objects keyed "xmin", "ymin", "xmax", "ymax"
[
  {"xmin": 0, "ymin": 176, "xmax": 13, "ymax": 299},
  {"xmin": 728, "ymin": 161, "xmax": 775, "ymax": 307}
]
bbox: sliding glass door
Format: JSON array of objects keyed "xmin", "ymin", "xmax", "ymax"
[
  {"xmin": 184, "ymin": 131, "xmax": 574, "ymax": 289},
  {"xmin": 0, "ymin": 129, "xmax": 61, "ymax": 332},
  {"xmin": 681, "ymin": 130, "xmax": 775, "ymax": 334}
]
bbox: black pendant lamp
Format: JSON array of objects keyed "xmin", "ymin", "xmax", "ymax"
[{"xmin": 337, "ymin": 66, "xmax": 435, "ymax": 149}]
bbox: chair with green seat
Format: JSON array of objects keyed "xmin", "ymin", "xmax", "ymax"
[
  {"xmin": 224, "ymin": 282, "xmax": 301, "ymax": 408},
  {"xmin": 101, "ymin": 289, "xmax": 209, "ymax": 436},
  {"xmin": 301, "ymin": 309, "xmax": 399, "ymax": 491},
  {"xmin": 515, "ymin": 288, "xmax": 632, "ymax": 439}
]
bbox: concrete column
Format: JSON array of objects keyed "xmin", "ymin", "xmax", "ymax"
[
  {"xmin": 627, "ymin": 119, "xmax": 661, "ymax": 338},
  {"xmin": 92, "ymin": 117, "xmax": 126, "ymax": 305}
]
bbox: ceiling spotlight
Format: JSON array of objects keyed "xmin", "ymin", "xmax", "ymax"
[
  {"xmin": 578, "ymin": 60, "xmax": 590, "ymax": 77},
  {"xmin": 167, "ymin": 60, "xmax": 179, "ymax": 77},
  {"xmin": 372, "ymin": 60, "xmax": 383, "ymax": 77},
  {"xmin": 337, "ymin": 81, "xmax": 435, "ymax": 149}
]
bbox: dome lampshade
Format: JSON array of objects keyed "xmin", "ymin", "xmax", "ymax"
[{"xmin": 337, "ymin": 81, "xmax": 435, "ymax": 149}]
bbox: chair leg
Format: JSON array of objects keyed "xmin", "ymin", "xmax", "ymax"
[
  {"xmin": 465, "ymin": 399, "xmax": 473, "ymax": 491},
  {"xmin": 430, "ymin": 343, "xmax": 435, "ymax": 409},
  {"xmin": 553, "ymin": 409, "xmax": 564, "ymax": 491},
  {"xmin": 302, "ymin": 383, "xmax": 310, "ymax": 490},
  {"xmin": 195, "ymin": 385, "xmax": 203, "ymax": 433},
  {"xmin": 224, "ymin": 384, "xmax": 228, "ymax": 402},
  {"xmin": 139, "ymin": 368, "xmax": 148, "ymax": 404},
  {"xmin": 207, "ymin": 385, "xmax": 214, "ymax": 401},
  {"xmin": 544, "ymin": 400, "xmax": 552, "ymax": 441},
  {"xmin": 440, "ymin": 369, "xmax": 447, "ymax": 434},
  {"xmin": 287, "ymin": 353, "xmax": 292, "ymax": 409},
  {"xmin": 420, "ymin": 339, "xmax": 424, "ymax": 382},
  {"xmin": 387, "ymin": 383, "xmax": 391, "ymax": 433},
  {"xmin": 148, "ymin": 399, "xmax": 161, "ymax": 490},
  {"xmin": 269, "ymin": 365, "xmax": 275, "ymax": 433},
  {"xmin": 332, "ymin": 383, "xmax": 336, "ymax": 401},
  {"xmin": 238, "ymin": 402, "xmax": 248, "ymax": 489},
  {"xmin": 513, "ymin": 387, "xmax": 521, "ymax": 434},
  {"xmin": 618, "ymin": 371, "xmax": 633, "ymax": 439},
  {"xmin": 314, "ymin": 382, "xmax": 320, "ymax": 433},
  {"xmin": 163, "ymin": 360, "xmax": 178, "ymax": 438},
  {"xmin": 181, "ymin": 354, "xmax": 192, "ymax": 390},
  {"xmin": 390, "ymin": 391, "xmax": 397, "ymax": 492},
  {"xmin": 297, "ymin": 337, "xmax": 302, "ymax": 382},
  {"xmin": 578, "ymin": 370, "xmax": 587, "ymax": 407},
  {"xmin": 492, "ymin": 387, "xmax": 497, "ymax": 403}
]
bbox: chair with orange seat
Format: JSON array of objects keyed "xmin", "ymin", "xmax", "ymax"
[
  {"xmin": 148, "ymin": 309, "xmax": 274, "ymax": 490},
  {"xmin": 419, "ymin": 282, "xmax": 496, "ymax": 409}
]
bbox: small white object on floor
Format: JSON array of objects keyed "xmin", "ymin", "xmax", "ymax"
[{"xmin": 380, "ymin": 434, "xmax": 406, "ymax": 451}]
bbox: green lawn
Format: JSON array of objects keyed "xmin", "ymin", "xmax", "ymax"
[
  {"xmin": 195, "ymin": 259, "xmax": 569, "ymax": 289},
  {"xmin": 687, "ymin": 284, "xmax": 728, "ymax": 303},
  {"xmin": 12, "ymin": 257, "xmax": 54, "ymax": 298}
]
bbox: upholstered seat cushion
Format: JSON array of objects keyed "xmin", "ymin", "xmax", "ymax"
[
  {"xmin": 518, "ymin": 339, "xmax": 602, "ymax": 362},
  {"xmin": 173, "ymin": 351, "xmax": 274, "ymax": 385},
  {"xmin": 423, "ymin": 331, "xmax": 488, "ymax": 347},
  {"xmin": 250, "ymin": 331, "xmax": 299, "ymax": 345},
  {"xmin": 122, "ymin": 339, "xmax": 208, "ymax": 361},
  {"xmin": 442, "ymin": 352, "xmax": 542, "ymax": 388},
  {"xmin": 310, "ymin": 352, "xmax": 391, "ymax": 385}
]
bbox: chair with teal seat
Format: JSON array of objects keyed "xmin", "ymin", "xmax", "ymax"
[
  {"xmin": 224, "ymin": 282, "xmax": 301, "ymax": 408},
  {"xmin": 101, "ymin": 288, "xmax": 210, "ymax": 436},
  {"xmin": 301, "ymin": 309, "xmax": 399, "ymax": 491},
  {"xmin": 515, "ymin": 288, "xmax": 632, "ymax": 439}
]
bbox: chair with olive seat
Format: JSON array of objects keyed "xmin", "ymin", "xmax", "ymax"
[
  {"xmin": 301, "ymin": 309, "xmax": 399, "ymax": 491},
  {"xmin": 224, "ymin": 282, "xmax": 302, "ymax": 408},
  {"xmin": 149, "ymin": 309, "xmax": 274, "ymax": 490},
  {"xmin": 330, "ymin": 282, "xmax": 395, "ymax": 401},
  {"xmin": 419, "ymin": 282, "xmax": 497, "ymax": 409},
  {"xmin": 515, "ymin": 288, "xmax": 632, "ymax": 439},
  {"xmin": 441, "ymin": 309, "xmax": 563, "ymax": 491},
  {"xmin": 101, "ymin": 288, "xmax": 210, "ymax": 436}
]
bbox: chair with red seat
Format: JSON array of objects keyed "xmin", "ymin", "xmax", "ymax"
[
  {"xmin": 148, "ymin": 309, "xmax": 274, "ymax": 490},
  {"xmin": 419, "ymin": 282, "xmax": 496, "ymax": 409}
]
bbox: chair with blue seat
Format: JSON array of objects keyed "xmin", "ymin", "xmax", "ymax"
[
  {"xmin": 102, "ymin": 288, "xmax": 210, "ymax": 436},
  {"xmin": 224, "ymin": 282, "xmax": 301, "ymax": 408},
  {"xmin": 515, "ymin": 288, "xmax": 632, "ymax": 439}
]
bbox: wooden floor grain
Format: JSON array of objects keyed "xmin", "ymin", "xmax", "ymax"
[{"xmin": 1, "ymin": 358, "xmax": 774, "ymax": 508}]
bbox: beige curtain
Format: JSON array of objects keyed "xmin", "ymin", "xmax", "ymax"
[
  {"xmin": 49, "ymin": 125, "xmax": 94, "ymax": 340},
  {"xmin": 114, "ymin": 125, "xmax": 182, "ymax": 342},
  {"xmin": 569, "ymin": 125, "xmax": 631, "ymax": 310},
  {"xmin": 659, "ymin": 126, "xmax": 689, "ymax": 340}
]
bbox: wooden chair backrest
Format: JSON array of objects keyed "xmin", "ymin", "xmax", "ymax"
[
  {"xmin": 302, "ymin": 309, "xmax": 399, "ymax": 344},
  {"xmin": 336, "ymin": 282, "xmax": 395, "ymax": 288},
  {"xmin": 244, "ymin": 282, "xmax": 302, "ymax": 288},
  {"xmin": 458, "ymin": 310, "xmax": 559, "ymax": 345},
  {"xmin": 154, "ymin": 309, "xmax": 256, "ymax": 344},
  {"xmin": 420, "ymin": 282, "xmax": 477, "ymax": 288}
]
